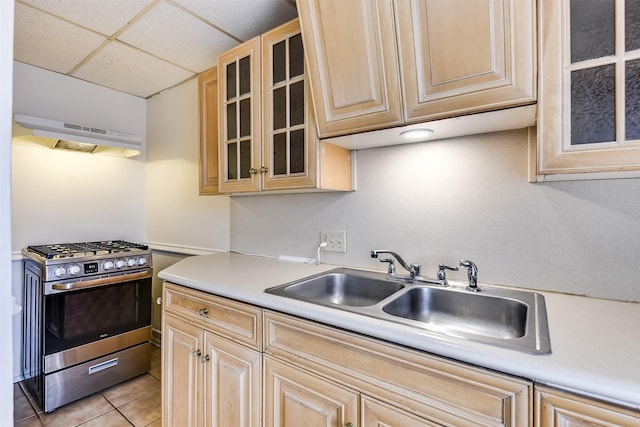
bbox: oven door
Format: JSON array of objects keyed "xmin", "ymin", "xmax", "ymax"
[{"xmin": 44, "ymin": 274, "xmax": 152, "ymax": 356}]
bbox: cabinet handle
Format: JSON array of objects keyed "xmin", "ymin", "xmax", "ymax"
[
  {"xmin": 201, "ymin": 354, "xmax": 210, "ymax": 363},
  {"xmin": 345, "ymin": 423, "xmax": 354, "ymax": 427},
  {"xmin": 192, "ymin": 350, "xmax": 201, "ymax": 357},
  {"xmin": 249, "ymin": 168, "xmax": 258, "ymax": 175},
  {"xmin": 198, "ymin": 307, "xmax": 208, "ymax": 316},
  {"xmin": 260, "ymin": 166, "xmax": 268, "ymax": 174}
]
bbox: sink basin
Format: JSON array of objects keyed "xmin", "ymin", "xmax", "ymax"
[
  {"xmin": 382, "ymin": 287, "xmax": 527, "ymax": 339},
  {"xmin": 265, "ymin": 268, "xmax": 550, "ymax": 354},
  {"xmin": 268, "ymin": 269, "xmax": 404, "ymax": 307}
]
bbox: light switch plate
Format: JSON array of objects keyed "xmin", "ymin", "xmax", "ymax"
[{"xmin": 321, "ymin": 230, "xmax": 346, "ymax": 252}]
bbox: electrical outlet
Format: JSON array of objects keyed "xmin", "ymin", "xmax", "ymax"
[{"xmin": 321, "ymin": 230, "xmax": 347, "ymax": 252}]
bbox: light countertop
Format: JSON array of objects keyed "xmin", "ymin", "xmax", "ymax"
[{"xmin": 158, "ymin": 252, "xmax": 640, "ymax": 410}]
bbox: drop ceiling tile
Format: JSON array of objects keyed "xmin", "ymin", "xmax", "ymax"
[
  {"xmin": 20, "ymin": 0, "xmax": 153, "ymax": 36},
  {"xmin": 175, "ymin": 0, "xmax": 298, "ymax": 41},
  {"xmin": 14, "ymin": 2, "xmax": 106, "ymax": 74},
  {"xmin": 118, "ymin": 1, "xmax": 237, "ymax": 73},
  {"xmin": 72, "ymin": 40, "xmax": 194, "ymax": 98}
]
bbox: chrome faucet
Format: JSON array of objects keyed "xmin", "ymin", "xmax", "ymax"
[
  {"xmin": 460, "ymin": 259, "xmax": 480, "ymax": 292},
  {"xmin": 371, "ymin": 250, "xmax": 421, "ymax": 281}
]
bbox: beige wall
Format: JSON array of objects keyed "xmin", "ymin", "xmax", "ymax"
[{"xmin": 230, "ymin": 129, "xmax": 640, "ymax": 303}]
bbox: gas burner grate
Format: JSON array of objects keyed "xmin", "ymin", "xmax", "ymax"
[{"xmin": 26, "ymin": 240, "xmax": 149, "ymax": 259}]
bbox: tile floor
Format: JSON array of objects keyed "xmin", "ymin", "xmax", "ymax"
[{"xmin": 14, "ymin": 345, "xmax": 162, "ymax": 427}]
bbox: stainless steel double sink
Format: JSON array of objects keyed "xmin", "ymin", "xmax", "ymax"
[{"xmin": 265, "ymin": 268, "xmax": 551, "ymax": 354}]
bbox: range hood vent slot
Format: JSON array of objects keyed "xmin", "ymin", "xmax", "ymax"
[{"xmin": 12, "ymin": 113, "xmax": 142, "ymax": 157}]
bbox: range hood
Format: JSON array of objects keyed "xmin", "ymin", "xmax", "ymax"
[{"xmin": 12, "ymin": 113, "xmax": 142, "ymax": 157}]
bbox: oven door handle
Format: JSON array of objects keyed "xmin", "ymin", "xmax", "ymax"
[{"xmin": 51, "ymin": 270, "xmax": 152, "ymax": 291}]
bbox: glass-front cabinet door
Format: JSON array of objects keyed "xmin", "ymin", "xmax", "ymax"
[
  {"xmin": 262, "ymin": 19, "xmax": 318, "ymax": 190},
  {"xmin": 537, "ymin": 0, "xmax": 640, "ymax": 178},
  {"xmin": 218, "ymin": 37, "xmax": 261, "ymax": 193}
]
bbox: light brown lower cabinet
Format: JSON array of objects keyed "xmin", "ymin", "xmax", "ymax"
[
  {"xmin": 263, "ymin": 310, "xmax": 531, "ymax": 427},
  {"xmin": 162, "ymin": 282, "xmax": 639, "ymax": 427},
  {"xmin": 162, "ymin": 283, "xmax": 262, "ymax": 427},
  {"xmin": 535, "ymin": 385, "xmax": 640, "ymax": 427}
]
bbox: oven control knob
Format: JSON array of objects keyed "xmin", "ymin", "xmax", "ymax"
[
  {"xmin": 68, "ymin": 265, "xmax": 81, "ymax": 275},
  {"xmin": 137, "ymin": 257, "xmax": 148, "ymax": 266},
  {"xmin": 54, "ymin": 267, "xmax": 66, "ymax": 277},
  {"xmin": 126, "ymin": 258, "xmax": 136, "ymax": 267},
  {"xmin": 115, "ymin": 259, "xmax": 126, "ymax": 269},
  {"xmin": 103, "ymin": 260, "xmax": 114, "ymax": 270}
]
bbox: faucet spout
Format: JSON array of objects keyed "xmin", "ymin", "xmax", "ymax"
[{"xmin": 371, "ymin": 250, "xmax": 420, "ymax": 280}]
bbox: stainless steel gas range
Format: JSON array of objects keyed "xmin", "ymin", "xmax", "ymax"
[{"xmin": 21, "ymin": 240, "xmax": 153, "ymax": 412}]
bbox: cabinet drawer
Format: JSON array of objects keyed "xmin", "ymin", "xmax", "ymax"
[
  {"xmin": 163, "ymin": 282, "xmax": 262, "ymax": 350},
  {"xmin": 264, "ymin": 310, "xmax": 531, "ymax": 427},
  {"xmin": 535, "ymin": 385, "xmax": 640, "ymax": 426}
]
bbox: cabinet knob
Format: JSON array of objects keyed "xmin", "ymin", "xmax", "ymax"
[
  {"xmin": 201, "ymin": 354, "xmax": 210, "ymax": 363},
  {"xmin": 192, "ymin": 350, "xmax": 201, "ymax": 357},
  {"xmin": 345, "ymin": 423, "xmax": 354, "ymax": 427},
  {"xmin": 198, "ymin": 307, "xmax": 208, "ymax": 316},
  {"xmin": 260, "ymin": 166, "xmax": 268, "ymax": 174},
  {"xmin": 249, "ymin": 168, "xmax": 259, "ymax": 175}
]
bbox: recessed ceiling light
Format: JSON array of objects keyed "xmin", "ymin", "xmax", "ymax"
[{"xmin": 399, "ymin": 128, "xmax": 434, "ymax": 140}]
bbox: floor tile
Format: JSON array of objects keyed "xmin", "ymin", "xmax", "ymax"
[
  {"xmin": 37, "ymin": 394, "xmax": 114, "ymax": 427},
  {"xmin": 118, "ymin": 389, "xmax": 162, "ymax": 427},
  {"xmin": 145, "ymin": 419, "xmax": 162, "ymax": 427},
  {"xmin": 14, "ymin": 415, "xmax": 43, "ymax": 427},
  {"xmin": 103, "ymin": 374, "xmax": 161, "ymax": 408},
  {"xmin": 77, "ymin": 409, "xmax": 133, "ymax": 426},
  {"xmin": 14, "ymin": 383, "xmax": 36, "ymax": 422}
]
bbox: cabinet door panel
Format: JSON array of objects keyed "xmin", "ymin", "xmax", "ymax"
[
  {"xmin": 537, "ymin": 0, "xmax": 640, "ymax": 176},
  {"xmin": 162, "ymin": 314, "xmax": 202, "ymax": 427},
  {"xmin": 297, "ymin": 0, "xmax": 403, "ymax": 137},
  {"xmin": 218, "ymin": 36, "xmax": 261, "ymax": 193},
  {"xmin": 396, "ymin": 0, "xmax": 536, "ymax": 122},
  {"xmin": 204, "ymin": 332, "xmax": 261, "ymax": 427},
  {"xmin": 199, "ymin": 67, "xmax": 219, "ymax": 195},
  {"xmin": 264, "ymin": 356, "xmax": 358, "ymax": 427},
  {"xmin": 262, "ymin": 18, "xmax": 319, "ymax": 190}
]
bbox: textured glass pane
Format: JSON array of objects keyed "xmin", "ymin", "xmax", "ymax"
[
  {"xmin": 239, "ymin": 98, "xmax": 251, "ymax": 138},
  {"xmin": 570, "ymin": 0, "xmax": 614, "ymax": 62},
  {"xmin": 240, "ymin": 140, "xmax": 251, "ymax": 179},
  {"xmin": 290, "ymin": 129, "xmax": 305, "ymax": 174},
  {"xmin": 273, "ymin": 87, "xmax": 287, "ymax": 130},
  {"xmin": 627, "ymin": 0, "xmax": 640, "ymax": 52},
  {"xmin": 226, "ymin": 62, "xmax": 236, "ymax": 100},
  {"xmin": 627, "ymin": 59, "xmax": 640, "ymax": 140},
  {"xmin": 273, "ymin": 133, "xmax": 287, "ymax": 176},
  {"xmin": 290, "ymin": 81, "xmax": 305, "ymax": 126},
  {"xmin": 226, "ymin": 103, "xmax": 236, "ymax": 140},
  {"xmin": 227, "ymin": 142, "xmax": 237, "ymax": 180},
  {"xmin": 239, "ymin": 56, "xmax": 251, "ymax": 95},
  {"xmin": 273, "ymin": 40, "xmax": 286, "ymax": 84},
  {"xmin": 289, "ymin": 33, "xmax": 304, "ymax": 78},
  {"xmin": 571, "ymin": 64, "xmax": 616, "ymax": 144}
]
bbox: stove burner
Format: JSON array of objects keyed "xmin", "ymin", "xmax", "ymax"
[{"xmin": 27, "ymin": 240, "xmax": 149, "ymax": 259}]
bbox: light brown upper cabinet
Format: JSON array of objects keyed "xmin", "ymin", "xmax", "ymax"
[
  {"xmin": 536, "ymin": 0, "xmax": 640, "ymax": 179},
  {"xmin": 218, "ymin": 19, "xmax": 352, "ymax": 194},
  {"xmin": 297, "ymin": 0, "xmax": 536, "ymax": 139},
  {"xmin": 199, "ymin": 67, "xmax": 219, "ymax": 195}
]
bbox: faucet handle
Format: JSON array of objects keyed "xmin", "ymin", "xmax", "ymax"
[
  {"xmin": 437, "ymin": 263, "xmax": 458, "ymax": 286},
  {"xmin": 460, "ymin": 260, "xmax": 480, "ymax": 292}
]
